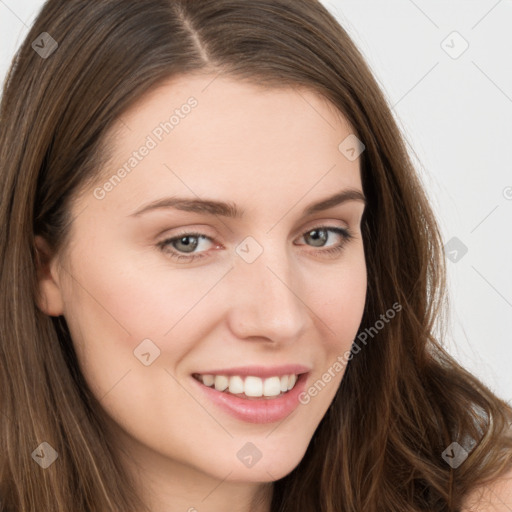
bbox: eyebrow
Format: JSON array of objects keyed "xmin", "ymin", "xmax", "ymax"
[{"xmin": 130, "ymin": 188, "xmax": 366, "ymax": 219}]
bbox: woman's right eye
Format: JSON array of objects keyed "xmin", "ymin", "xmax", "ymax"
[{"xmin": 157, "ymin": 232, "xmax": 215, "ymax": 263}]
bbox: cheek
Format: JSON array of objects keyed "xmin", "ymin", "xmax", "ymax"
[
  {"xmin": 59, "ymin": 244, "xmax": 238, "ymax": 409},
  {"xmin": 58, "ymin": 248, "xmax": 190, "ymax": 392},
  {"xmin": 311, "ymin": 248, "xmax": 367, "ymax": 343},
  {"xmin": 62, "ymin": 246, "xmax": 215, "ymax": 341},
  {"xmin": 58, "ymin": 248, "xmax": 219, "ymax": 450},
  {"xmin": 305, "ymin": 249, "xmax": 367, "ymax": 389},
  {"xmin": 293, "ymin": 261, "xmax": 366, "ymax": 423}
]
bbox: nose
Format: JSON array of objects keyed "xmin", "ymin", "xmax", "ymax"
[{"xmin": 224, "ymin": 241, "xmax": 309, "ymax": 345}]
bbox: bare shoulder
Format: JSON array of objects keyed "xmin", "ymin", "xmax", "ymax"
[{"xmin": 461, "ymin": 467, "xmax": 512, "ymax": 511}]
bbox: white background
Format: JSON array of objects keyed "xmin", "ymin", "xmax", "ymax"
[{"xmin": 1, "ymin": 0, "xmax": 511, "ymax": 402}]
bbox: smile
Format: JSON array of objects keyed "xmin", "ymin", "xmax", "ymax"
[
  {"xmin": 190, "ymin": 370, "xmax": 310, "ymax": 424},
  {"xmin": 192, "ymin": 373, "xmax": 298, "ymax": 398}
]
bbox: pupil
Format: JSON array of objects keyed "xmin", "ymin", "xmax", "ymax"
[
  {"xmin": 308, "ymin": 229, "xmax": 327, "ymax": 247},
  {"xmin": 177, "ymin": 236, "xmax": 198, "ymax": 252}
]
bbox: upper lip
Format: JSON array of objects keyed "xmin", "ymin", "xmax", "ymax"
[{"xmin": 192, "ymin": 364, "xmax": 311, "ymax": 379}]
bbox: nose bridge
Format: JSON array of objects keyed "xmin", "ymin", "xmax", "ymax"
[{"xmin": 226, "ymin": 236, "xmax": 308, "ymax": 342}]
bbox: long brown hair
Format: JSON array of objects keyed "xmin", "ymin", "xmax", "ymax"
[{"xmin": 1, "ymin": 1, "xmax": 511, "ymax": 510}]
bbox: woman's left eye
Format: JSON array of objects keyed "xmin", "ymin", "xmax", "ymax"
[{"xmin": 157, "ymin": 226, "xmax": 354, "ymax": 263}]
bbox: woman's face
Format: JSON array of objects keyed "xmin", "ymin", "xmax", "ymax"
[{"xmin": 37, "ymin": 74, "xmax": 367, "ymax": 490}]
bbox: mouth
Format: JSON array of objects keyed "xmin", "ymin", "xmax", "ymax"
[
  {"xmin": 192, "ymin": 372, "xmax": 301, "ymax": 400},
  {"xmin": 190, "ymin": 370, "xmax": 310, "ymax": 423}
]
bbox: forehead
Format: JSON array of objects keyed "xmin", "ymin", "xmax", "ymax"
[{"xmin": 80, "ymin": 73, "xmax": 363, "ymax": 219}]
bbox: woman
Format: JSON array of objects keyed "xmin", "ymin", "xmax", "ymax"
[{"xmin": 0, "ymin": 0, "xmax": 511, "ymax": 510}]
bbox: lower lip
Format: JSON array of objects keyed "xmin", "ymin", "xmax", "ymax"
[{"xmin": 191, "ymin": 373, "xmax": 309, "ymax": 424}]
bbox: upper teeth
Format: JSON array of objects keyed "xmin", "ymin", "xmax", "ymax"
[{"xmin": 196, "ymin": 374, "xmax": 298, "ymax": 397}]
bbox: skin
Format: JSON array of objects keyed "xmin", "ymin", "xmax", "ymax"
[
  {"xmin": 35, "ymin": 74, "xmax": 368, "ymax": 512},
  {"xmin": 462, "ymin": 469, "xmax": 512, "ymax": 512}
]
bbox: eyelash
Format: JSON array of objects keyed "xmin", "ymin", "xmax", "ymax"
[{"xmin": 157, "ymin": 225, "xmax": 354, "ymax": 263}]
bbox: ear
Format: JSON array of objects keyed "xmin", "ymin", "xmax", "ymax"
[{"xmin": 34, "ymin": 235, "xmax": 64, "ymax": 316}]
